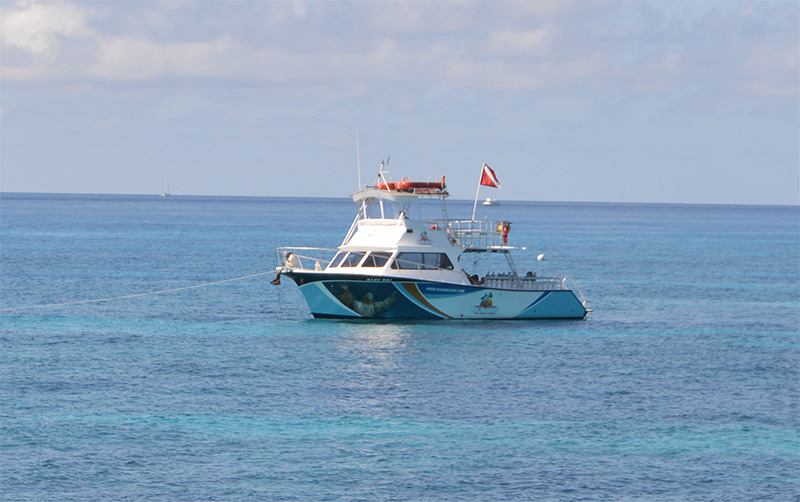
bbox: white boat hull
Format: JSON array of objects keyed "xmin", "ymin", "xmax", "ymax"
[{"xmin": 284, "ymin": 272, "xmax": 587, "ymax": 320}]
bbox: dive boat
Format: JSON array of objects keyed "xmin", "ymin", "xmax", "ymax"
[{"xmin": 273, "ymin": 165, "xmax": 590, "ymax": 320}]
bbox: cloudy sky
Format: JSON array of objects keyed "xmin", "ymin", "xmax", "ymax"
[{"xmin": 1, "ymin": 1, "xmax": 798, "ymax": 204}]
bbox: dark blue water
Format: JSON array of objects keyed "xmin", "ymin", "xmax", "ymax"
[{"xmin": 2, "ymin": 193, "xmax": 798, "ymax": 501}]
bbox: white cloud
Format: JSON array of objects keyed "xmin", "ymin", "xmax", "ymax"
[
  {"xmin": 0, "ymin": 1, "xmax": 92, "ymax": 58},
  {"xmin": 292, "ymin": 0, "xmax": 307, "ymax": 18},
  {"xmin": 0, "ymin": 0, "xmax": 796, "ymax": 104},
  {"xmin": 88, "ymin": 37, "xmax": 232, "ymax": 81}
]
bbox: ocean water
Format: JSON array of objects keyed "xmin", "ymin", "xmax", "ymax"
[{"xmin": 1, "ymin": 193, "xmax": 798, "ymax": 501}]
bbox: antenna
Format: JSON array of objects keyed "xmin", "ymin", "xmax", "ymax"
[{"xmin": 377, "ymin": 157, "xmax": 390, "ymax": 187}]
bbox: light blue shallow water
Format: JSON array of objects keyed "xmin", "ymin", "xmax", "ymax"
[{"xmin": 1, "ymin": 193, "xmax": 798, "ymax": 501}]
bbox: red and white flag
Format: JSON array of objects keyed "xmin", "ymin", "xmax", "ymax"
[{"xmin": 480, "ymin": 163, "xmax": 501, "ymax": 188}]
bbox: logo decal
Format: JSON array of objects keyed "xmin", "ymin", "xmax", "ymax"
[{"xmin": 472, "ymin": 292, "xmax": 498, "ymax": 314}]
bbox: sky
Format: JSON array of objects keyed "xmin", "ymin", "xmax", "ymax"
[{"xmin": 1, "ymin": 0, "xmax": 798, "ymax": 205}]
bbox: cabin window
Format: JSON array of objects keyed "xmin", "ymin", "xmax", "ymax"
[
  {"xmin": 340, "ymin": 252, "xmax": 366, "ymax": 267},
  {"xmin": 361, "ymin": 252, "xmax": 392, "ymax": 267},
  {"xmin": 390, "ymin": 252, "xmax": 453, "ymax": 270},
  {"xmin": 329, "ymin": 252, "xmax": 346, "ymax": 268}
]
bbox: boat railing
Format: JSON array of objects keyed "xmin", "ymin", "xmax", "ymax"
[
  {"xmin": 482, "ymin": 274, "xmax": 567, "ymax": 291},
  {"xmin": 276, "ymin": 247, "xmax": 338, "ymax": 271},
  {"xmin": 427, "ymin": 219, "xmax": 507, "ymax": 248},
  {"xmin": 562, "ymin": 276, "xmax": 591, "ymax": 310}
]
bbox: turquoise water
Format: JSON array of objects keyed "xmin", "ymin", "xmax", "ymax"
[{"xmin": 1, "ymin": 193, "xmax": 798, "ymax": 500}]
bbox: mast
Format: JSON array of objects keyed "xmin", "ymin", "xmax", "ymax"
[{"xmin": 471, "ymin": 163, "xmax": 484, "ymax": 220}]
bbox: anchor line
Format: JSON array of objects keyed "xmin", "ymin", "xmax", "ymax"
[{"xmin": 0, "ymin": 270, "xmax": 275, "ymax": 312}]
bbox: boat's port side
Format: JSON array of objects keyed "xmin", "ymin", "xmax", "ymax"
[{"xmin": 284, "ymin": 272, "xmax": 588, "ymax": 320}]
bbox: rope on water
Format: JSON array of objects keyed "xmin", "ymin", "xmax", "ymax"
[{"xmin": 0, "ymin": 270, "xmax": 275, "ymax": 312}]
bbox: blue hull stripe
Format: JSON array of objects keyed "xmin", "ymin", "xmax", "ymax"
[
  {"xmin": 399, "ymin": 283, "xmax": 452, "ymax": 319},
  {"xmin": 521, "ymin": 292, "xmax": 550, "ymax": 311}
]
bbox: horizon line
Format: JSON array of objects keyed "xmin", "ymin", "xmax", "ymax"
[{"xmin": 1, "ymin": 190, "xmax": 797, "ymax": 209}]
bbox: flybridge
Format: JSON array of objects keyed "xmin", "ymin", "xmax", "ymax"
[
  {"xmin": 349, "ymin": 181, "xmax": 514, "ymax": 250},
  {"xmin": 375, "ymin": 176, "xmax": 448, "ymax": 196},
  {"xmin": 369, "ymin": 157, "xmax": 448, "ymax": 197},
  {"xmin": 350, "ymin": 168, "xmax": 450, "ymax": 225}
]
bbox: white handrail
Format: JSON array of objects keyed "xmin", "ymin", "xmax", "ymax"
[
  {"xmin": 426, "ymin": 218, "xmax": 507, "ymax": 248},
  {"xmin": 562, "ymin": 277, "xmax": 589, "ymax": 306},
  {"xmin": 276, "ymin": 247, "xmax": 338, "ymax": 270}
]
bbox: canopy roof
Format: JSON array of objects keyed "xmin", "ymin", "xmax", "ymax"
[{"xmin": 350, "ymin": 187, "xmax": 449, "ymax": 203}]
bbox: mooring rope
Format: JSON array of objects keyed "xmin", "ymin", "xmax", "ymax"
[{"xmin": 0, "ymin": 270, "xmax": 275, "ymax": 312}]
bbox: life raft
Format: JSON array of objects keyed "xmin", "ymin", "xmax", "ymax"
[{"xmin": 376, "ymin": 176, "xmax": 446, "ymax": 193}]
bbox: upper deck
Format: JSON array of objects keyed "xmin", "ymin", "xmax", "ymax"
[{"xmin": 346, "ymin": 187, "xmax": 519, "ymax": 252}]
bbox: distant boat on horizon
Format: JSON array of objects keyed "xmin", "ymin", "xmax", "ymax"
[{"xmin": 483, "ymin": 197, "xmax": 499, "ymax": 206}]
